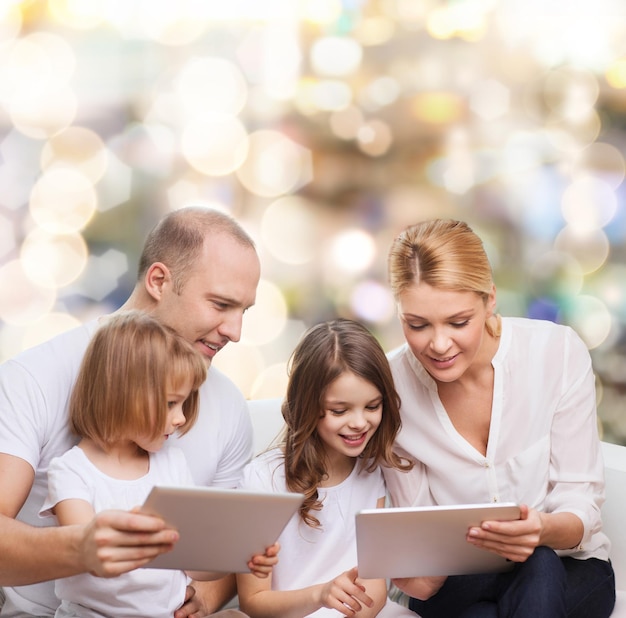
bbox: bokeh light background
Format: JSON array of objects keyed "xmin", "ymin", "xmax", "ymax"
[{"xmin": 1, "ymin": 0, "xmax": 625, "ymax": 442}]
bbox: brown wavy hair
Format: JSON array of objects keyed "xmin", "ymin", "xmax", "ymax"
[
  {"xmin": 69, "ymin": 310, "xmax": 206, "ymax": 450},
  {"xmin": 281, "ymin": 318, "xmax": 413, "ymax": 528}
]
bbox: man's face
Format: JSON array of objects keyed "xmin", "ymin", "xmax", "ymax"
[{"xmin": 152, "ymin": 234, "xmax": 260, "ymax": 365}]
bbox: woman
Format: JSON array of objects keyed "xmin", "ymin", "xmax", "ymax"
[{"xmin": 383, "ymin": 219, "xmax": 615, "ymax": 617}]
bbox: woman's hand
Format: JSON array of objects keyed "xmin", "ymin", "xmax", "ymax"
[{"xmin": 466, "ymin": 504, "xmax": 542, "ymax": 562}]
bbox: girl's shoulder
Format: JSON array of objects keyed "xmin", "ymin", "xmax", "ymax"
[{"xmin": 240, "ymin": 447, "xmax": 286, "ymax": 492}]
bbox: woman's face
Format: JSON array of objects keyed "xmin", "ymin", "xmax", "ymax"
[{"xmin": 397, "ymin": 281, "xmax": 496, "ymax": 383}]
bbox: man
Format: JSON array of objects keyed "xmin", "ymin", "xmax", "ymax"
[{"xmin": 0, "ymin": 207, "xmax": 260, "ymax": 617}]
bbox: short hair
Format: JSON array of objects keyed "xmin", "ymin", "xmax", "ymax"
[
  {"xmin": 388, "ymin": 219, "xmax": 499, "ymax": 335},
  {"xmin": 138, "ymin": 206, "xmax": 256, "ymax": 293},
  {"xmin": 281, "ymin": 318, "xmax": 412, "ymax": 528},
  {"xmin": 69, "ymin": 310, "xmax": 206, "ymax": 450}
]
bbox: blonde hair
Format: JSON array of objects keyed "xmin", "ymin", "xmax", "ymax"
[
  {"xmin": 69, "ymin": 310, "xmax": 206, "ymax": 450},
  {"xmin": 388, "ymin": 219, "xmax": 500, "ymax": 337}
]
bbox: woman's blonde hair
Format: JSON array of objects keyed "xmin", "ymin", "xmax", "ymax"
[
  {"xmin": 69, "ymin": 310, "xmax": 206, "ymax": 450},
  {"xmin": 388, "ymin": 219, "xmax": 500, "ymax": 336},
  {"xmin": 281, "ymin": 318, "xmax": 413, "ymax": 528}
]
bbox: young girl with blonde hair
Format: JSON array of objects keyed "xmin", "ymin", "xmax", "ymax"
[{"xmin": 41, "ymin": 311, "xmax": 269, "ymax": 618}]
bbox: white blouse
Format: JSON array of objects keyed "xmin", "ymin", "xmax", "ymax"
[{"xmin": 384, "ymin": 317, "xmax": 610, "ymax": 561}]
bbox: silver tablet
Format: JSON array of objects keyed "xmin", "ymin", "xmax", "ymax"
[
  {"xmin": 356, "ymin": 502, "xmax": 521, "ymax": 579},
  {"xmin": 141, "ymin": 485, "xmax": 304, "ymax": 573}
]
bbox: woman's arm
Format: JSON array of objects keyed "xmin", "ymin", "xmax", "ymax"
[{"xmin": 237, "ymin": 567, "xmax": 388, "ymax": 618}]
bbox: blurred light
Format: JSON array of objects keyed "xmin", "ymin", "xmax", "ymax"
[
  {"xmin": 554, "ymin": 226, "xmax": 609, "ymax": 275},
  {"xmin": 350, "ymin": 280, "xmax": 395, "ymax": 323},
  {"xmin": 357, "ymin": 120, "xmax": 392, "ymax": 157},
  {"xmin": 411, "ymin": 92, "xmax": 465, "ymax": 124},
  {"xmin": 241, "ymin": 279, "xmax": 288, "ymax": 346},
  {"xmin": 10, "ymin": 84, "xmax": 77, "ymax": 139},
  {"xmin": 0, "ymin": 2, "xmax": 22, "ymax": 47},
  {"xmin": 250, "ymin": 362, "xmax": 289, "ymax": 400},
  {"xmin": 237, "ymin": 130, "xmax": 312, "ymax": 197},
  {"xmin": 470, "ymin": 79, "xmax": 510, "ymax": 121},
  {"xmin": 181, "ymin": 113, "xmax": 249, "ymax": 176},
  {"xmin": 176, "ymin": 57, "xmax": 247, "ymax": 117},
  {"xmin": 212, "ymin": 342, "xmax": 266, "ymax": 399},
  {"xmin": 41, "ymin": 127, "xmax": 108, "ymax": 183},
  {"xmin": 29, "ymin": 168, "xmax": 97, "ymax": 234},
  {"xmin": 544, "ymin": 68, "xmax": 599, "ymax": 122},
  {"xmin": 353, "ymin": 16, "xmax": 395, "ymax": 46},
  {"xmin": 48, "ymin": 0, "xmax": 106, "ymax": 29},
  {"xmin": 528, "ymin": 250, "xmax": 584, "ymax": 299},
  {"xmin": 309, "ymin": 79, "xmax": 353, "ymax": 112},
  {"xmin": 329, "ymin": 105, "xmax": 364, "ymax": 140},
  {"xmin": 77, "ymin": 249, "xmax": 128, "ymax": 302},
  {"xmin": 361, "ymin": 76, "xmax": 400, "ymax": 109},
  {"xmin": 310, "ymin": 36, "xmax": 363, "ymax": 77},
  {"xmin": 20, "ymin": 229, "xmax": 88, "ymax": 288},
  {"xmin": 95, "ymin": 151, "xmax": 132, "ymax": 212},
  {"xmin": 427, "ymin": 4, "xmax": 488, "ymax": 41},
  {"xmin": 565, "ymin": 295, "xmax": 612, "ymax": 350},
  {"xmin": 167, "ymin": 180, "xmax": 230, "ymax": 212},
  {"xmin": 0, "ymin": 32, "xmax": 75, "ymax": 106},
  {"xmin": 21, "ymin": 311, "xmax": 82, "ymax": 351},
  {"xmin": 586, "ymin": 265, "xmax": 626, "ymax": 321},
  {"xmin": 133, "ymin": 1, "xmax": 207, "ymax": 46},
  {"xmin": 545, "ymin": 110, "xmax": 601, "ymax": 152},
  {"xmin": 301, "ymin": 0, "xmax": 342, "ymax": 25},
  {"xmin": 561, "ymin": 177, "xmax": 617, "ymax": 232},
  {"xmin": 0, "ymin": 213, "xmax": 15, "ymax": 259},
  {"xmin": 0, "ymin": 130, "xmax": 41, "ymax": 210},
  {"xmin": 261, "ymin": 196, "xmax": 319, "ymax": 265},
  {"xmin": 572, "ymin": 142, "xmax": 625, "ymax": 190},
  {"xmin": 606, "ymin": 58, "xmax": 626, "ymax": 89},
  {"xmin": 0, "ymin": 260, "xmax": 56, "ymax": 325},
  {"xmin": 330, "ymin": 229, "xmax": 376, "ymax": 274}
]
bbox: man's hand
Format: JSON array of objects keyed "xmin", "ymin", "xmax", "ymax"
[{"xmin": 80, "ymin": 509, "xmax": 179, "ymax": 577}]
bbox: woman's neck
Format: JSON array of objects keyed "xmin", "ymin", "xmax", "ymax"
[{"xmin": 78, "ymin": 438, "xmax": 150, "ymax": 480}]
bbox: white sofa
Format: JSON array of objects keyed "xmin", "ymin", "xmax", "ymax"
[{"xmin": 246, "ymin": 397, "xmax": 626, "ymax": 616}]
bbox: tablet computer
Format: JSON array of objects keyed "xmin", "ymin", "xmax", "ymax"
[
  {"xmin": 356, "ymin": 502, "xmax": 521, "ymax": 579},
  {"xmin": 141, "ymin": 486, "xmax": 304, "ymax": 573}
]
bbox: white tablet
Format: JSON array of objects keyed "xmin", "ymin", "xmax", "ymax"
[
  {"xmin": 141, "ymin": 486, "xmax": 304, "ymax": 573},
  {"xmin": 356, "ymin": 502, "xmax": 521, "ymax": 579}
]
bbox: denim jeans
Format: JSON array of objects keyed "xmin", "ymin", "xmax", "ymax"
[{"xmin": 408, "ymin": 546, "xmax": 616, "ymax": 618}]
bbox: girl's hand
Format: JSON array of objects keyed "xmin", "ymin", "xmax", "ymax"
[
  {"xmin": 317, "ymin": 566, "xmax": 374, "ymax": 615},
  {"xmin": 247, "ymin": 542, "xmax": 280, "ymax": 579},
  {"xmin": 466, "ymin": 503, "xmax": 542, "ymax": 562}
]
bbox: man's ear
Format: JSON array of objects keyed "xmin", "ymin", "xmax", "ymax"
[{"xmin": 144, "ymin": 262, "xmax": 171, "ymax": 301}]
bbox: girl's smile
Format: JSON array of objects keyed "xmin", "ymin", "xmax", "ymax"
[{"xmin": 317, "ymin": 370, "xmax": 383, "ymax": 472}]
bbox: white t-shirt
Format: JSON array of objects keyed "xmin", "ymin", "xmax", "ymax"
[
  {"xmin": 239, "ymin": 449, "xmax": 413, "ymax": 618},
  {"xmin": 40, "ymin": 446, "xmax": 193, "ymax": 618},
  {"xmin": 384, "ymin": 317, "xmax": 610, "ymax": 562},
  {"xmin": 0, "ymin": 319, "xmax": 253, "ymax": 616}
]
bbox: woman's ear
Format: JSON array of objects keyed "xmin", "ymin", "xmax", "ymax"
[{"xmin": 144, "ymin": 262, "xmax": 171, "ymax": 301}]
